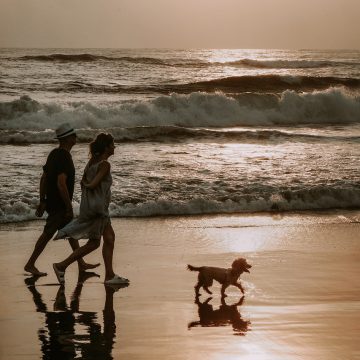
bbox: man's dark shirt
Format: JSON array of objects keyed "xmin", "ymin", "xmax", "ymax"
[{"xmin": 43, "ymin": 148, "xmax": 75, "ymax": 212}]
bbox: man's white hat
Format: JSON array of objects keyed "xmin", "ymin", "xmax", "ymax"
[{"xmin": 54, "ymin": 123, "xmax": 76, "ymax": 139}]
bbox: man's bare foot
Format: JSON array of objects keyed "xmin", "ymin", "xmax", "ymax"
[
  {"xmin": 79, "ymin": 262, "xmax": 101, "ymax": 272},
  {"xmin": 24, "ymin": 265, "xmax": 47, "ymax": 277}
]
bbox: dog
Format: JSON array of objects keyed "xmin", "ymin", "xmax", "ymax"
[{"xmin": 187, "ymin": 258, "xmax": 251, "ymax": 298}]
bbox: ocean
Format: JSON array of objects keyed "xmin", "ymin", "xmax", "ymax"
[{"xmin": 0, "ymin": 48, "xmax": 359, "ymax": 223}]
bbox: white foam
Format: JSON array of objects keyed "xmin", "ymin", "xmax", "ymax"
[
  {"xmin": 1, "ymin": 186, "xmax": 359, "ymax": 223},
  {"xmin": 1, "ymin": 89, "xmax": 359, "ymax": 144},
  {"xmin": 0, "ymin": 199, "xmax": 80, "ymax": 223},
  {"xmin": 111, "ymin": 187, "xmax": 360, "ymax": 217}
]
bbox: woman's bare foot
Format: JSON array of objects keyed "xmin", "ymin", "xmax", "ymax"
[{"xmin": 24, "ymin": 265, "xmax": 47, "ymax": 276}]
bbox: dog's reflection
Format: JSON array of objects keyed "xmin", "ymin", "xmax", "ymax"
[
  {"xmin": 188, "ymin": 296, "xmax": 250, "ymax": 336},
  {"xmin": 24, "ymin": 273, "xmax": 128, "ymax": 359}
]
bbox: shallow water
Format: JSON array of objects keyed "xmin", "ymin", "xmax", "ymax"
[{"xmin": 1, "ymin": 136, "xmax": 359, "ymax": 223}]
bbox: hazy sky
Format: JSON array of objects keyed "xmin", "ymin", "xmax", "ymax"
[{"xmin": 1, "ymin": 0, "xmax": 359, "ymax": 49}]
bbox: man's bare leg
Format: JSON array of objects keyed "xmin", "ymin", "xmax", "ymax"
[
  {"xmin": 25, "ymin": 233, "xmax": 100, "ymax": 276},
  {"xmin": 24, "ymin": 232, "xmax": 52, "ymax": 276}
]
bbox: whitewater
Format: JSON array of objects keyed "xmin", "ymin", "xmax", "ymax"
[{"xmin": 0, "ymin": 48, "xmax": 359, "ymax": 222}]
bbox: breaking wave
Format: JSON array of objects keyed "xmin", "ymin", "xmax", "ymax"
[
  {"xmin": 2, "ymin": 185, "xmax": 360, "ymax": 223},
  {"xmin": 0, "ymin": 88, "xmax": 359, "ymax": 144}
]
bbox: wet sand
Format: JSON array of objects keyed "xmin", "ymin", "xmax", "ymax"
[{"xmin": 0, "ymin": 211, "xmax": 359, "ymax": 360}]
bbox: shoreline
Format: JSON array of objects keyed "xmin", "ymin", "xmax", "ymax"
[
  {"xmin": 2, "ymin": 207, "xmax": 360, "ymax": 227},
  {"xmin": 0, "ymin": 211, "xmax": 359, "ymax": 359}
]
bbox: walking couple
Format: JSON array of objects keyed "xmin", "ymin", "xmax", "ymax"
[{"xmin": 24, "ymin": 123, "xmax": 129, "ymax": 285}]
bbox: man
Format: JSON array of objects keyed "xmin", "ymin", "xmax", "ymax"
[{"xmin": 24, "ymin": 123, "xmax": 99, "ymax": 276}]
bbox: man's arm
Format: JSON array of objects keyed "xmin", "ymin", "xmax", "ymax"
[
  {"xmin": 57, "ymin": 173, "xmax": 73, "ymax": 219},
  {"xmin": 35, "ymin": 172, "xmax": 47, "ymax": 217}
]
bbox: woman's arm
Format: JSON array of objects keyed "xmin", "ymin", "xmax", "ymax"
[{"xmin": 82, "ymin": 161, "xmax": 110, "ymax": 190}]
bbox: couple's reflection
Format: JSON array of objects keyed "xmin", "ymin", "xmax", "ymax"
[
  {"xmin": 24, "ymin": 272, "xmax": 128, "ymax": 359},
  {"xmin": 188, "ymin": 296, "xmax": 250, "ymax": 336}
]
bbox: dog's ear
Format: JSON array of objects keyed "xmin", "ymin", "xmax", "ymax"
[
  {"xmin": 232, "ymin": 258, "xmax": 251, "ymax": 273},
  {"xmin": 232, "ymin": 258, "xmax": 245, "ymax": 268}
]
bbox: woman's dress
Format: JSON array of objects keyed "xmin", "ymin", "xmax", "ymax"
[{"xmin": 55, "ymin": 160, "xmax": 112, "ymax": 240}]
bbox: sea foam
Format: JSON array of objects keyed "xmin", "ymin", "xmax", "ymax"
[
  {"xmin": 1, "ymin": 186, "xmax": 359, "ymax": 223},
  {"xmin": 1, "ymin": 89, "xmax": 360, "ymax": 144}
]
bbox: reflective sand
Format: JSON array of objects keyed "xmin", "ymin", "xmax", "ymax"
[{"xmin": 0, "ymin": 212, "xmax": 359, "ymax": 359}]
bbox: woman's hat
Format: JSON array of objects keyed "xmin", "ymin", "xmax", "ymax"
[{"xmin": 54, "ymin": 123, "xmax": 76, "ymax": 139}]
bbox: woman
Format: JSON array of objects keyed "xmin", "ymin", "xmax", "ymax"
[{"xmin": 53, "ymin": 133, "xmax": 129, "ymax": 285}]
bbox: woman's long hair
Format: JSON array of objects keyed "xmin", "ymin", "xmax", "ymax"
[{"xmin": 89, "ymin": 133, "xmax": 114, "ymax": 158}]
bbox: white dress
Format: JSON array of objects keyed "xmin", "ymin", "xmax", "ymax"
[{"xmin": 55, "ymin": 160, "xmax": 112, "ymax": 240}]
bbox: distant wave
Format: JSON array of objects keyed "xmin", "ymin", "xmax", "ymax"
[
  {"xmin": 179, "ymin": 75, "xmax": 360, "ymax": 94},
  {"xmin": 10, "ymin": 75, "xmax": 359, "ymax": 95},
  {"xmin": 2, "ymin": 125, "xmax": 359, "ymax": 145},
  {"xmin": 104, "ymin": 126, "xmax": 359, "ymax": 144},
  {"xmin": 16, "ymin": 54, "xmax": 172, "ymax": 66},
  {"xmin": 225, "ymin": 58, "xmax": 354, "ymax": 69},
  {"xmin": 19, "ymin": 54, "xmax": 104, "ymax": 62},
  {"xmin": 2, "ymin": 185, "xmax": 360, "ymax": 222},
  {"xmin": 12, "ymin": 53, "xmax": 214, "ymax": 68},
  {"xmin": 1, "ymin": 89, "xmax": 360, "ymax": 144},
  {"xmin": 12, "ymin": 54, "xmax": 357, "ymax": 70}
]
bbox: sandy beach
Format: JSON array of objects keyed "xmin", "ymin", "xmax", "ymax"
[{"xmin": 0, "ymin": 211, "xmax": 359, "ymax": 360}]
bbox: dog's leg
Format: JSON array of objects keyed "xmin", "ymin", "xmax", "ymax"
[
  {"xmin": 235, "ymin": 282, "xmax": 245, "ymax": 294},
  {"xmin": 221, "ymin": 284, "xmax": 228, "ymax": 298},
  {"xmin": 194, "ymin": 282, "xmax": 201, "ymax": 296},
  {"xmin": 195, "ymin": 273, "xmax": 204, "ymax": 296}
]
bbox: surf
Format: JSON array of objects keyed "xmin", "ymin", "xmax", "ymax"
[{"xmin": 1, "ymin": 88, "xmax": 360, "ymax": 144}]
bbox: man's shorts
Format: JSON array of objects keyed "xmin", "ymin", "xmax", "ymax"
[{"xmin": 43, "ymin": 210, "xmax": 72, "ymax": 237}]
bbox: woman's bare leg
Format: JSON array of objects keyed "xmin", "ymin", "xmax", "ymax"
[
  {"xmin": 102, "ymin": 223, "xmax": 116, "ymax": 281},
  {"xmin": 54, "ymin": 238, "xmax": 101, "ymax": 272},
  {"xmin": 68, "ymin": 238, "xmax": 100, "ymax": 271}
]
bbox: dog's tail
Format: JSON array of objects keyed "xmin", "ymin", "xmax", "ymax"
[{"xmin": 187, "ymin": 264, "xmax": 201, "ymax": 272}]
